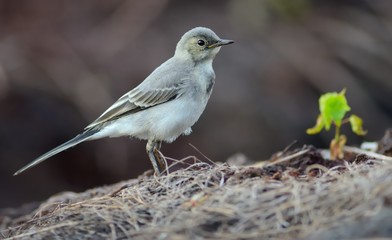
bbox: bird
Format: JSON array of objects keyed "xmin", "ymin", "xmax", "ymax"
[{"xmin": 14, "ymin": 27, "xmax": 234, "ymax": 176}]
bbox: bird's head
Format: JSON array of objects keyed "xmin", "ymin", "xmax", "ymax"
[{"xmin": 175, "ymin": 27, "xmax": 234, "ymax": 62}]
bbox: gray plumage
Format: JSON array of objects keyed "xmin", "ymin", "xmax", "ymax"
[{"xmin": 14, "ymin": 27, "xmax": 233, "ymax": 176}]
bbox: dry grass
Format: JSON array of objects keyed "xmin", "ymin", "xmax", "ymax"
[{"xmin": 2, "ymin": 150, "xmax": 392, "ymax": 239}]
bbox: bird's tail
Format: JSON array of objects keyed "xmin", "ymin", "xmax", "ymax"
[{"xmin": 14, "ymin": 129, "xmax": 99, "ymax": 176}]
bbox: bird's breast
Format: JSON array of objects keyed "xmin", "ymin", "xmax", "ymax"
[
  {"xmin": 206, "ymin": 74, "xmax": 215, "ymax": 95},
  {"xmin": 194, "ymin": 62, "xmax": 215, "ymax": 96}
]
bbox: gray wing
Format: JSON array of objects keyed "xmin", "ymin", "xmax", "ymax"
[
  {"xmin": 85, "ymin": 84, "xmax": 184, "ymax": 129},
  {"xmin": 86, "ymin": 57, "xmax": 192, "ymax": 129}
]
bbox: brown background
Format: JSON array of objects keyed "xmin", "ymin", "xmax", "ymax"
[{"xmin": 1, "ymin": 0, "xmax": 391, "ymax": 208}]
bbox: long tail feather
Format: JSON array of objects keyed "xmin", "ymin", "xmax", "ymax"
[{"xmin": 14, "ymin": 129, "xmax": 99, "ymax": 176}]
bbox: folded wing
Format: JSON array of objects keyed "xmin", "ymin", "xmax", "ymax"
[{"xmin": 85, "ymin": 84, "xmax": 184, "ymax": 129}]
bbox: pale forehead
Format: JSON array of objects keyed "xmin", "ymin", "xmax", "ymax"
[{"xmin": 181, "ymin": 27, "xmax": 219, "ymax": 41}]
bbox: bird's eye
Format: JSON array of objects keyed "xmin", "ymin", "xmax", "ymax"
[{"xmin": 197, "ymin": 40, "xmax": 205, "ymax": 46}]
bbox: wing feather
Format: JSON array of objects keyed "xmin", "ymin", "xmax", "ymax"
[
  {"xmin": 85, "ymin": 84, "xmax": 184, "ymax": 129},
  {"xmin": 85, "ymin": 56, "xmax": 192, "ymax": 129}
]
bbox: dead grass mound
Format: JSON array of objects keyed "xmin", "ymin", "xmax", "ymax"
[{"xmin": 2, "ymin": 146, "xmax": 392, "ymax": 239}]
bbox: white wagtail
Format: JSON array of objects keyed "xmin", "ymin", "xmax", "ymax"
[{"xmin": 14, "ymin": 27, "xmax": 233, "ymax": 175}]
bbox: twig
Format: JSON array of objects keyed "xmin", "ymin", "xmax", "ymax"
[
  {"xmin": 188, "ymin": 143, "xmax": 216, "ymax": 166},
  {"xmin": 343, "ymin": 146, "xmax": 392, "ymax": 162},
  {"xmin": 252, "ymin": 149, "xmax": 311, "ymax": 167}
]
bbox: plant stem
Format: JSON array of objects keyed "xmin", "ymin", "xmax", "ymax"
[
  {"xmin": 341, "ymin": 118, "xmax": 350, "ymax": 125},
  {"xmin": 334, "ymin": 123, "xmax": 340, "ymax": 143}
]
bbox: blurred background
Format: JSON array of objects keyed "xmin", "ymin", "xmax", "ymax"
[{"xmin": 1, "ymin": 0, "xmax": 391, "ymax": 208}]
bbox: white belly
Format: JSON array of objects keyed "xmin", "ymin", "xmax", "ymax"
[{"xmin": 92, "ymin": 96, "xmax": 207, "ymax": 143}]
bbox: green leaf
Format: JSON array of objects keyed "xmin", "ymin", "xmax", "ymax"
[
  {"xmin": 319, "ymin": 89, "xmax": 351, "ymax": 130},
  {"xmin": 349, "ymin": 114, "xmax": 367, "ymax": 136},
  {"xmin": 306, "ymin": 115, "xmax": 324, "ymax": 135}
]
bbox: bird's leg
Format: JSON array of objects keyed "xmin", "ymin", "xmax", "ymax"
[
  {"xmin": 153, "ymin": 141, "xmax": 166, "ymax": 173},
  {"xmin": 146, "ymin": 140, "xmax": 160, "ymax": 174},
  {"xmin": 146, "ymin": 140, "xmax": 165, "ymax": 174}
]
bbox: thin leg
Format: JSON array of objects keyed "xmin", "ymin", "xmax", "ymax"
[
  {"xmin": 155, "ymin": 141, "xmax": 162, "ymax": 150},
  {"xmin": 146, "ymin": 140, "xmax": 166, "ymax": 174},
  {"xmin": 153, "ymin": 141, "xmax": 166, "ymax": 173},
  {"xmin": 146, "ymin": 140, "xmax": 160, "ymax": 174}
]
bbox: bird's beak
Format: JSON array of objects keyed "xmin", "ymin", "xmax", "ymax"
[{"xmin": 207, "ymin": 39, "xmax": 234, "ymax": 48}]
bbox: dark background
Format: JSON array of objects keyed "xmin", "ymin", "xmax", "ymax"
[{"xmin": 1, "ymin": 0, "xmax": 391, "ymax": 208}]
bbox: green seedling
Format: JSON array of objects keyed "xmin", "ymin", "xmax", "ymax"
[{"xmin": 307, "ymin": 89, "xmax": 367, "ymax": 159}]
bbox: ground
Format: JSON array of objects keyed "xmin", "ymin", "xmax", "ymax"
[{"xmin": 1, "ymin": 130, "xmax": 392, "ymax": 239}]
